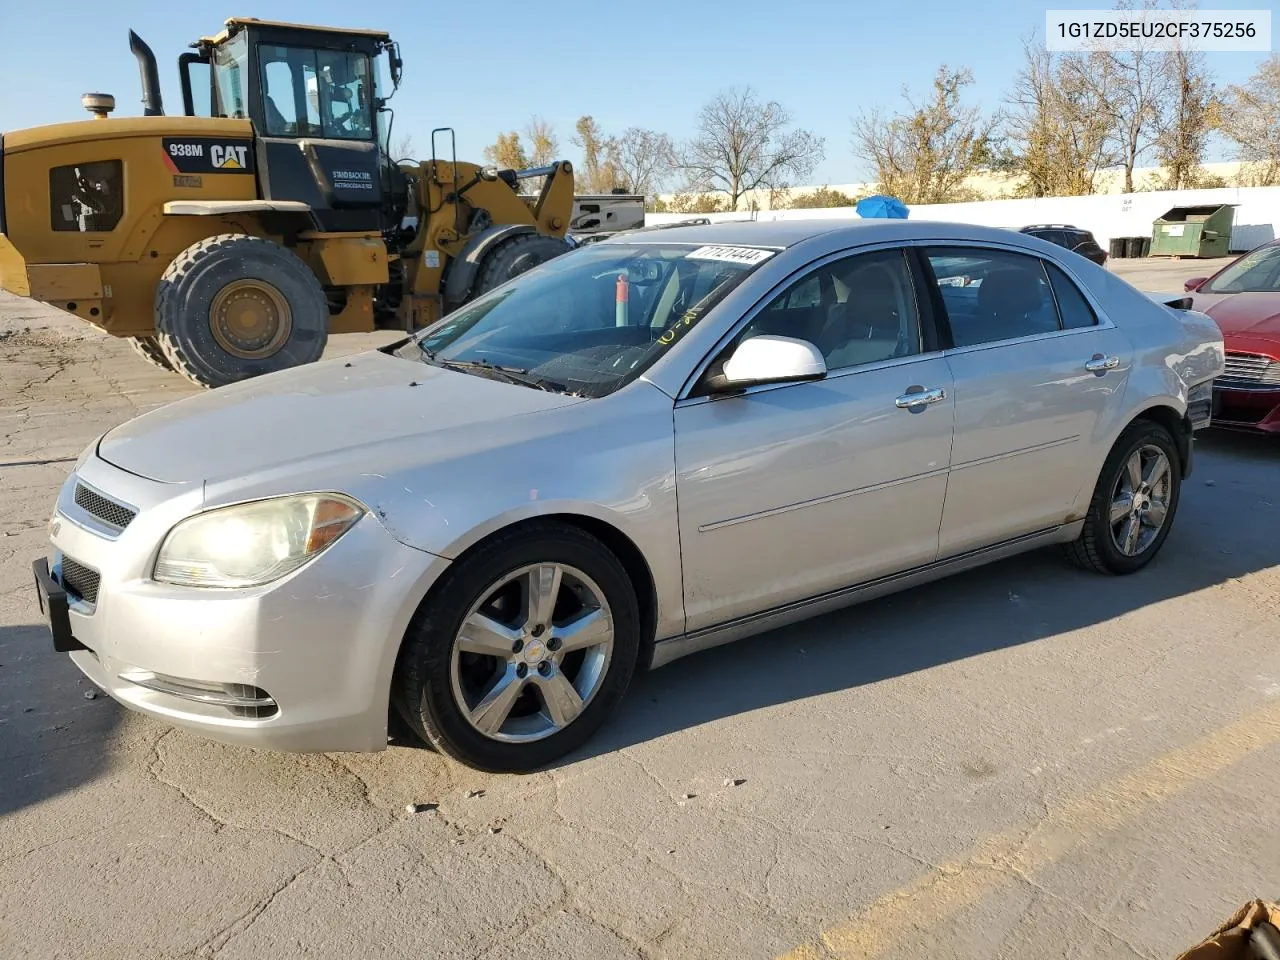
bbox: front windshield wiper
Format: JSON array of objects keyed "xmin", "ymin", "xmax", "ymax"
[{"xmin": 436, "ymin": 358, "xmax": 577, "ymax": 395}]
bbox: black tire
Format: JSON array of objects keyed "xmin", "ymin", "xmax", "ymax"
[
  {"xmin": 155, "ymin": 234, "xmax": 329, "ymax": 389},
  {"xmin": 1063, "ymin": 420, "xmax": 1183, "ymax": 575},
  {"xmin": 393, "ymin": 522, "xmax": 640, "ymax": 773},
  {"xmin": 128, "ymin": 335, "xmax": 175, "ymax": 372},
  {"xmin": 470, "ymin": 233, "xmax": 574, "ymax": 299}
]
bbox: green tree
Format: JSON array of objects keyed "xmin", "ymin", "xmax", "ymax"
[{"xmin": 787, "ymin": 186, "xmax": 858, "ymax": 208}]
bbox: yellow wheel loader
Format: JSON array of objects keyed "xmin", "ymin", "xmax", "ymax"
[{"xmin": 0, "ymin": 18, "xmax": 577, "ymax": 388}]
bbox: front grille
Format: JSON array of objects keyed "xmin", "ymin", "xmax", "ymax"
[
  {"xmin": 1220, "ymin": 352, "xmax": 1280, "ymax": 388},
  {"xmin": 74, "ymin": 482, "xmax": 137, "ymax": 530},
  {"xmin": 60, "ymin": 557, "xmax": 101, "ymax": 605}
]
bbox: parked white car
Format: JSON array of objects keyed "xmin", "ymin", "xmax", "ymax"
[{"xmin": 33, "ymin": 220, "xmax": 1225, "ymax": 772}]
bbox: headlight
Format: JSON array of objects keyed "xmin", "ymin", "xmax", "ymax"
[{"xmin": 153, "ymin": 493, "xmax": 365, "ymax": 588}]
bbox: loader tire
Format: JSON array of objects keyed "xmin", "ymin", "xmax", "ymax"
[
  {"xmin": 471, "ymin": 233, "xmax": 574, "ymax": 299},
  {"xmin": 128, "ymin": 335, "xmax": 175, "ymax": 372},
  {"xmin": 155, "ymin": 234, "xmax": 329, "ymax": 389}
]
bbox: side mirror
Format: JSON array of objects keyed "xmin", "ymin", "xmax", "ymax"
[
  {"xmin": 1184, "ymin": 277, "xmax": 1208, "ymax": 292},
  {"xmin": 703, "ymin": 335, "xmax": 827, "ymax": 394}
]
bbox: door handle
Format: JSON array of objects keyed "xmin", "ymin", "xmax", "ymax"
[
  {"xmin": 895, "ymin": 387, "xmax": 947, "ymax": 409},
  {"xmin": 1085, "ymin": 354, "xmax": 1119, "ymax": 373}
]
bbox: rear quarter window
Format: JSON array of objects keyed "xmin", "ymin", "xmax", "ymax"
[{"xmin": 1045, "ymin": 262, "xmax": 1099, "ymax": 329}]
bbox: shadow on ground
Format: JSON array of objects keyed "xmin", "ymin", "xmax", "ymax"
[
  {"xmin": 565, "ymin": 428, "xmax": 1280, "ymax": 764},
  {"xmin": 0, "ymin": 622, "xmax": 123, "ymax": 817}
]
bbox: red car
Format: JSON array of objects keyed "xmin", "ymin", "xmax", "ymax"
[{"xmin": 1184, "ymin": 239, "xmax": 1280, "ymax": 434}]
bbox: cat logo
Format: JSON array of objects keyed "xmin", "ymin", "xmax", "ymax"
[{"xmin": 210, "ymin": 144, "xmax": 250, "ymax": 170}]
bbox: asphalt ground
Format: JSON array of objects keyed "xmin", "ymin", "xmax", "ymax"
[{"xmin": 2, "ymin": 255, "xmax": 1277, "ymax": 960}]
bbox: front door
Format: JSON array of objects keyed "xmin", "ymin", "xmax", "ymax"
[
  {"xmin": 920, "ymin": 245, "xmax": 1135, "ymax": 556},
  {"xmin": 673, "ymin": 246, "xmax": 956, "ymax": 632}
]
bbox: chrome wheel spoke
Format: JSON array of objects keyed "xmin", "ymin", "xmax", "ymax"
[
  {"xmin": 1124, "ymin": 451, "xmax": 1143, "ymax": 493},
  {"xmin": 1145, "ymin": 497, "xmax": 1168, "ymax": 527},
  {"xmin": 458, "ymin": 613, "xmax": 520, "ymax": 657},
  {"xmin": 526, "ymin": 564, "xmax": 562, "ymax": 629},
  {"xmin": 1142, "ymin": 453, "xmax": 1169, "ymax": 490},
  {"xmin": 539, "ymin": 670, "xmax": 584, "ymax": 728},
  {"xmin": 552, "ymin": 608, "xmax": 610, "ymax": 654},
  {"xmin": 1110, "ymin": 494, "xmax": 1134, "ymax": 525},
  {"xmin": 470, "ymin": 667, "xmax": 524, "ymax": 735},
  {"xmin": 1120, "ymin": 514, "xmax": 1142, "ymax": 555}
]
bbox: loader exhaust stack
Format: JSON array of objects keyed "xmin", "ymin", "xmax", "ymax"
[{"xmin": 128, "ymin": 30, "xmax": 164, "ymax": 116}]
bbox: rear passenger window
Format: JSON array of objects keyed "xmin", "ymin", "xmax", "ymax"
[
  {"xmin": 1045, "ymin": 262, "xmax": 1098, "ymax": 329},
  {"xmin": 925, "ymin": 248, "xmax": 1060, "ymax": 347}
]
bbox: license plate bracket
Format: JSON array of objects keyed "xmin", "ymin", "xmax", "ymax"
[{"xmin": 32, "ymin": 557, "xmax": 86, "ymax": 653}]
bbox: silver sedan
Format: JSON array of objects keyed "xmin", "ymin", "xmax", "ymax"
[{"xmin": 32, "ymin": 220, "xmax": 1225, "ymax": 772}]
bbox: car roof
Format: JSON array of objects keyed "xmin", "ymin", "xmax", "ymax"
[{"xmin": 600, "ymin": 218, "xmax": 1051, "ymax": 250}]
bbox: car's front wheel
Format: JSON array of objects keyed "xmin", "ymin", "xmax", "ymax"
[
  {"xmin": 393, "ymin": 522, "xmax": 640, "ymax": 772},
  {"xmin": 1064, "ymin": 419, "xmax": 1183, "ymax": 575}
]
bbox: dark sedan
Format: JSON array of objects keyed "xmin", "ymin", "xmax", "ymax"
[{"xmin": 1184, "ymin": 239, "xmax": 1280, "ymax": 434}]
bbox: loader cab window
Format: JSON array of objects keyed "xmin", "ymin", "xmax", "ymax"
[
  {"xmin": 258, "ymin": 45, "xmax": 374, "ymax": 141},
  {"xmin": 211, "ymin": 33, "xmax": 248, "ymax": 118}
]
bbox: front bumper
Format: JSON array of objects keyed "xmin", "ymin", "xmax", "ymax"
[
  {"xmin": 33, "ymin": 450, "xmax": 449, "ymax": 753},
  {"xmin": 1212, "ymin": 384, "xmax": 1280, "ymax": 434}
]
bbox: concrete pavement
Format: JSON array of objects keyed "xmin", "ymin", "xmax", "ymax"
[{"xmin": 1, "ymin": 258, "xmax": 1278, "ymax": 960}]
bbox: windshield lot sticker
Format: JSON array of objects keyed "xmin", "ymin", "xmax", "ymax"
[{"xmin": 686, "ymin": 245, "xmax": 774, "ymax": 265}]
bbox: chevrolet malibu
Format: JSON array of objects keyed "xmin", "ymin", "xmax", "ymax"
[{"xmin": 32, "ymin": 220, "xmax": 1224, "ymax": 772}]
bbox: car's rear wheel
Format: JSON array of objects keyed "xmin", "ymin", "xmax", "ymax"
[
  {"xmin": 393, "ymin": 522, "xmax": 640, "ymax": 772},
  {"xmin": 1064, "ymin": 420, "xmax": 1182, "ymax": 575}
]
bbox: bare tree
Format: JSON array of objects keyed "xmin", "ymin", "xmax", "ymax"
[
  {"xmin": 571, "ymin": 116, "xmax": 623, "ymax": 193},
  {"xmin": 1154, "ymin": 42, "xmax": 1220, "ymax": 187},
  {"xmin": 1077, "ymin": 0, "xmax": 1169, "ymax": 193},
  {"xmin": 998, "ymin": 38, "xmax": 1119, "ymax": 196},
  {"xmin": 614, "ymin": 128, "xmax": 676, "ymax": 196},
  {"xmin": 391, "ymin": 133, "xmax": 416, "ymax": 161},
  {"xmin": 676, "ymin": 86, "xmax": 824, "ymax": 211},
  {"xmin": 1220, "ymin": 53, "xmax": 1280, "ymax": 185},
  {"xmin": 524, "ymin": 116, "xmax": 559, "ymax": 166},
  {"xmin": 851, "ymin": 65, "xmax": 996, "ymax": 204}
]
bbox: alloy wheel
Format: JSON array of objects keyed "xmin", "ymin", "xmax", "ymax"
[
  {"xmin": 449, "ymin": 562, "xmax": 615, "ymax": 743},
  {"xmin": 1109, "ymin": 443, "xmax": 1172, "ymax": 557}
]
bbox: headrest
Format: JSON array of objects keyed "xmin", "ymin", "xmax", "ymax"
[{"xmin": 977, "ymin": 268, "xmax": 1046, "ymax": 316}]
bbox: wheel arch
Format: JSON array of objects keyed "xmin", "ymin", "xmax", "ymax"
[
  {"xmin": 442, "ymin": 224, "xmax": 535, "ymax": 309},
  {"xmin": 1069, "ymin": 398, "xmax": 1193, "ymax": 522},
  {"xmin": 392, "ymin": 510, "xmax": 661, "ymax": 680},
  {"xmin": 1129, "ymin": 402, "xmax": 1193, "ymax": 477}
]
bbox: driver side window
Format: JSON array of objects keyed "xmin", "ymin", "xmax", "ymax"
[{"xmin": 737, "ymin": 248, "xmax": 923, "ymax": 371}]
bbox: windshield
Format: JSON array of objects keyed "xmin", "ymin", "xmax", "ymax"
[
  {"xmin": 398, "ymin": 242, "xmax": 776, "ymax": 398},
  {"xmin": 211, "ymin": 33, "xmax": 248, "ymax": 118},
  {"xmin": 1205, "ymin": 245, "xmax": 1280, "ymax": 294},
  {"xmin": 259, "ymin": 45, "xmax": 374, "ymax": 140}
]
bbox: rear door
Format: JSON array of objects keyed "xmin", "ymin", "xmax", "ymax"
[{"xmin": 919, "ymin": 244, "xmax": 1134, "ymax": 557}]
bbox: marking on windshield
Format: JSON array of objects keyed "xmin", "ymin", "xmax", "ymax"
[{"xmin": 686, "ymin": 245, "xmax": 775, "ymax": 265}]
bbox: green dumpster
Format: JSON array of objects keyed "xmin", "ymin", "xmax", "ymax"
[{"xmin": 1149, "ymin": 204, "xmax": 1236, "ymax": 258}]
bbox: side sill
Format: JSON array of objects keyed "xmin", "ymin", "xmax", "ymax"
[{"xmin": 647, "ymin": 522, "xmax": 1082, "ymax": 670}]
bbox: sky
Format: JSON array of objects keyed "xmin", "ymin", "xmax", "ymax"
[{"xmin": 0, "ymin": 0, "xmax": 1272, "ymax": 186}]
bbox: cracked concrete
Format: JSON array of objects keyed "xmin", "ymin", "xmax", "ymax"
[{"xmin": 2, "ymin": 263, "xmax": 1279, "ymax": 960}]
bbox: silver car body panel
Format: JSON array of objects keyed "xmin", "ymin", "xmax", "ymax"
[{"xmin": 41, "ymin": 218, "xmax": 1225, "ymax": 752}]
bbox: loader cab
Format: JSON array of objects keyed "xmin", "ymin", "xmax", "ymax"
[{"xmin": 179, "ymin": 18, "xmax": 404, "ymax": 233}]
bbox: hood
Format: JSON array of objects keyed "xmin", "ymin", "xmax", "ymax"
[
  {"xmin": 1190, "ymin": 291, "xmax": 1280, "ymax": 342},
  {"xmin": 96, "ymin": 349, "xmax": 585, "ymax": 484}
]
